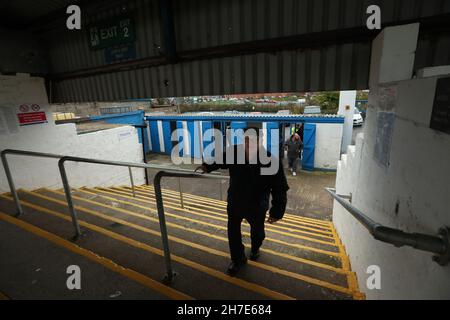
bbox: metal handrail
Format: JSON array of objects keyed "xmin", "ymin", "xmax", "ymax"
[
  {"xmin": 58, "ymin": 155, "xmax": 229, "ymax": 283},
  {"xmin": 154, "ymin": 170, "xmax": 229, "ymax": 283},
  {"xmin": 1, "ymin": 149, "xmax": 138, "ymax": 217},
  {"xmin": 2, "ymin": 148, "xmax": 229, "ymax": 282},
  {"xmin": 325, "ymin": 187, "xmax": 450, "ymax": 266},
  {"xmin": 1, "ymin": 149, "xmax": 66, "ymax": 217}
]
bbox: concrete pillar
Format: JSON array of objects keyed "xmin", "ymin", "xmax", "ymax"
[
  {"xmin": 338, "ymin": 90, "xmax": 356, "ymax": 154},
  {"xmin": 369, "ymin": 23, "xmax": 419, "ymax": 89}
]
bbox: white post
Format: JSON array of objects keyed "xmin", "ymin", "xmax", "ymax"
[{"xmin": 338, "ymin": 90, "xmax": 356, "ymax": 154}]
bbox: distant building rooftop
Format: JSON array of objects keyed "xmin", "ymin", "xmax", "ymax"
[{"xmin": 145, "ymin": 112, "xmax": 344, "ymax": 123}]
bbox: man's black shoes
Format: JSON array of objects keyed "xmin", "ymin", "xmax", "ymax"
[
  {"xmin": 249, "ymin": 249, "xmax": 260, "ymax": 261},
  {"xmin": 226, "ymin": 257, "xmax": 247, "ymax": 276}
]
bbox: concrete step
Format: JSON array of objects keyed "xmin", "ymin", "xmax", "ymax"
[
  {"xmin": 0, "ymin": 186, "xmax": 364, "ymax": 300},
  {"xmin": 0, "ymin": 211, "xmax": 189, "ymax": 300},
  {"xmin": 0, "ymin": 195, "xmax": 278, "ymax": 300},
  {"xmin": 43, "ymin": 189, "xmax": 353, "ymax": 290},
  {"xmin": 87, "ymin": 186, "xmax": 341, "ymax": 252}
]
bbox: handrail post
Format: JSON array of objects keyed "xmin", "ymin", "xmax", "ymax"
[
  {"xmin": 1, "ymin": 151, "xmax": 23, "ymax": 217},
  {"xmin": 128, "ymin": 166, "xmax": 136, "ymax": 197},
  {"xmin": 58, "ymin": 158, "xmax": 82, "ymax": 239},
  {"xmin": 154, "ymin": 171, "xmax": 175, "ymax": 283},
  {"xmin": 178, "ymin": 177, "xmax": 184, "ymax": 208}
]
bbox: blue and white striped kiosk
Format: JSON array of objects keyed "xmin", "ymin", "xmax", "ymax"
[{"xmin": 144, "ymin": 113, "xmax": 345, "ymax": 171}]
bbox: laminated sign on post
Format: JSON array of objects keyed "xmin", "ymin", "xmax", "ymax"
[{"xmin": 17, "ymin": 104, "xmax": 48, "ymax": 126}]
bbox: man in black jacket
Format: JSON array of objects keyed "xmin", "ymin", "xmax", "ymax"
[{"xmin": 195, "ymin": 128, "xmax": 289, "ymax": 276}]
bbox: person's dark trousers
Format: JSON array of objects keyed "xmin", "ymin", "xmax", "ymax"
[
  {"xmin": 288, "ymin": 157, "xmax": 299, "ymax": 173},
  {"xmin": 227, "ymin": 211, "xmax": 266, "ymax": 261}
]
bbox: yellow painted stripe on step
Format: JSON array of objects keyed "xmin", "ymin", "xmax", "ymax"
[
  {"xmin": 127, "ymin": 185, "xmax": 334, "ymax": 231},
  {"xmin": 72, "ymin": 189, "xmax": 350, "ymax": 275},
  {"xmin": 0, "ymin": 211, "xmax": 191, "ymax": 300},
  {"xmin": 119, "ymin": 186, "xmax": 334, "ymax": 234},
  {"xmin": 32, "ymin": 189, "xmax": 343, "ymax": 259},
  {"xmin": 52, "ymin": 190, "xmax": 341, "ymax": 258},
  {"xmin": 137, "ymin": 184, "xmax": 328, "ymax": 223},
  {"xmin": 6, "ymin": 195, "xmax": 353, "ymax": 296},
  {"xmin": 122, "ymin": 186, "xmax": 334, "ymax": 232},
  {"xmin": 103, "ymin": 187, "xmax": 336, "ymax": 242},
  {"xmin": 35, "ymin": 189, "xmax": 342, "ymax": 258},
  {"xmin": 138, "ymin": 184, "xmax": 334, "ymax": 227},
  {"xmin": 6, "ymin": 192, "xmax": 356, "ymax": 291},
  {"xmin": 1, "ymin": 198, "xmax": 293, "ymax": 300},
  {"xmin": 327, "ymin": 224, "xmax": 350, "ymax": 271},
  {"xmin": 4, "ymin": 196, "xmax": 357, "ymax": 298},
  {"xmin": 138, "ymin": 185, "xmax": 333, "ymax": 227},
  {"xmin": 82, "ymin": 188, "xmax": 337, "ymax": 252}
]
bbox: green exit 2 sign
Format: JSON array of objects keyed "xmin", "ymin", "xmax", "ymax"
[{"xmin": 88, "ymin": 16, "xmax": 135, "ymax": 50}]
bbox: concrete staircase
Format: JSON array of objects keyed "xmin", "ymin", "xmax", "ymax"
[{"xmin": 0, "ymin": 184, "xmax": 364, "ymax": 300}]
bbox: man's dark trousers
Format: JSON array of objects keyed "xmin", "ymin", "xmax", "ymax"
[{"xmin": 227, "ymin": 210, "xmax": 266, "ymax": 261}]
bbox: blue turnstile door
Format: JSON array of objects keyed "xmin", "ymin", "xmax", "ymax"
[{"xmin": 302, "ymin": 123, "xmax": 316, "ymax": 171}]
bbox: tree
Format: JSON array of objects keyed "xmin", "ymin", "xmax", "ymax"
[{"xmin": 311, "ymin": 91, "xmax": 340, "ymax": 114}]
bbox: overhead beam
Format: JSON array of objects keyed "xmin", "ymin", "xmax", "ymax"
[{"xmin": 48, "ymin": 12, "xmax": 450, "ymax": 82}]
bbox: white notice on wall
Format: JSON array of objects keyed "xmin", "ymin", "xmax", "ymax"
[
  {"xmin": 118, "ymin": 129, "xmax": 132, "ymax": 141},
  {"xmin": 374, "ymin": 111, "xmax": 395, "ymax": 168},
  {"xmin": 379, "ymin": 85, "xmax": 397, "ymax": 111}
]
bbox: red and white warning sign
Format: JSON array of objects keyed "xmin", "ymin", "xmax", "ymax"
[{"xmin": 17, "ymin": 104, "xmax": 47, "ymax": 126}]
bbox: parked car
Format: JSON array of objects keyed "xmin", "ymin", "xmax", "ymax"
[{"xmin": 353, "ymin": 108, "xmax": 364, "ymax": 126}]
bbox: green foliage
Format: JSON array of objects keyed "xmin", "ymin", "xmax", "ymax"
[
  {"xmin": 357, "ymin": 90, "xmax": 369, "ymax": 100},
  {"xmin": 309, "ymin": 91, "xmax": 340, "ymax": 114}
]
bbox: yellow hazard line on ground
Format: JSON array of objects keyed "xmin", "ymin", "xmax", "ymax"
[
  {"xmin": 44, "ymin": 189, "xmax": 342, "ymax": 258},
  {"xmin": 137, "ymin": 185, "xmax": 333, "ymax": 227},
  {"xmin": 107, "ymin": 187, "xmax": 349, "ymax": 273},
  {"xmin": 138, "ymin": 184, "xmax": 334, "ymax": 227},
  {"xmin": 4, "ymin": 195, "xmax": 357, "ymax": 298},
  {"xmin": 134, "ymin": 187, "xmax": 348, "ymax": 266},
  {"xmin": 122, "ymin": 185, "xmax": 334, "ymax": 232},
  {"xmin": 47, "ymin": 188, "xmax": 342, "ymax": 257},
  {"xmin": 71, "ymin": 189, "xmax": 350, "ymax": 275},
  {"xmin": 76, "ymin": 188, "xmax": 341, "ymax": 252},
  {"xmin": 117, "ymin": 186, "xmax": 334, "ymax": 234},
  {"xmin": 0, "ymin": 211, "xmax": 191, "ymax": 300},
  {"xmin": 102, "ymin": 187, "xmax": 336, "ymax": 242},
  {"xmin": 125, "ymin": 186, "xmax": 333, "ymax": 232},
  {"xmin": 1, "ymin": 198, "xmax": 293, "ymax": 300},
  {"xmin": 7, "ymin": 194, "xmax": 355, "ymax": 297},
  {"xmin": 110, "ymin": 189, "xmax": 361, "ymax": 298},
  {"xmin": 75, "ymin": 188, "xmax": 351, "ymax": 275}
]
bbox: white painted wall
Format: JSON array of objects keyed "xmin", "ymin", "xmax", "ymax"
[
  {"xmin": 333, "ymin": 24, "xmax": 450, "ymax": 299},
  {"xmin": 0, "ymin": 74, "xmax": 48, "ymax": 104},
  {"xmin": 0, "ymin": 75, "xmax": 145, "ymax": 193},
  {"xmin": 0, "ymin": 105, "xmax": 145, "ymax": 192},
  {"xmin": 334, "ymin": 76, "xmax": 450, "ymax": 299},
  {"xmin": 314, "ymin": 123, "xmax": 343, "ymax": 170},
  {"xmin": 338, "ymin": 91, "xmax": 356, "ymax": 154}
]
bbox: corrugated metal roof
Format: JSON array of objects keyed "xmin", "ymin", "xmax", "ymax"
[
  {"xmin": 0, "ymin": 0, "xmax": 77, "ymax": 28},
  {"xmin": 44, "ymin": 0, "xmax": 450, "ymax": 102}
]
